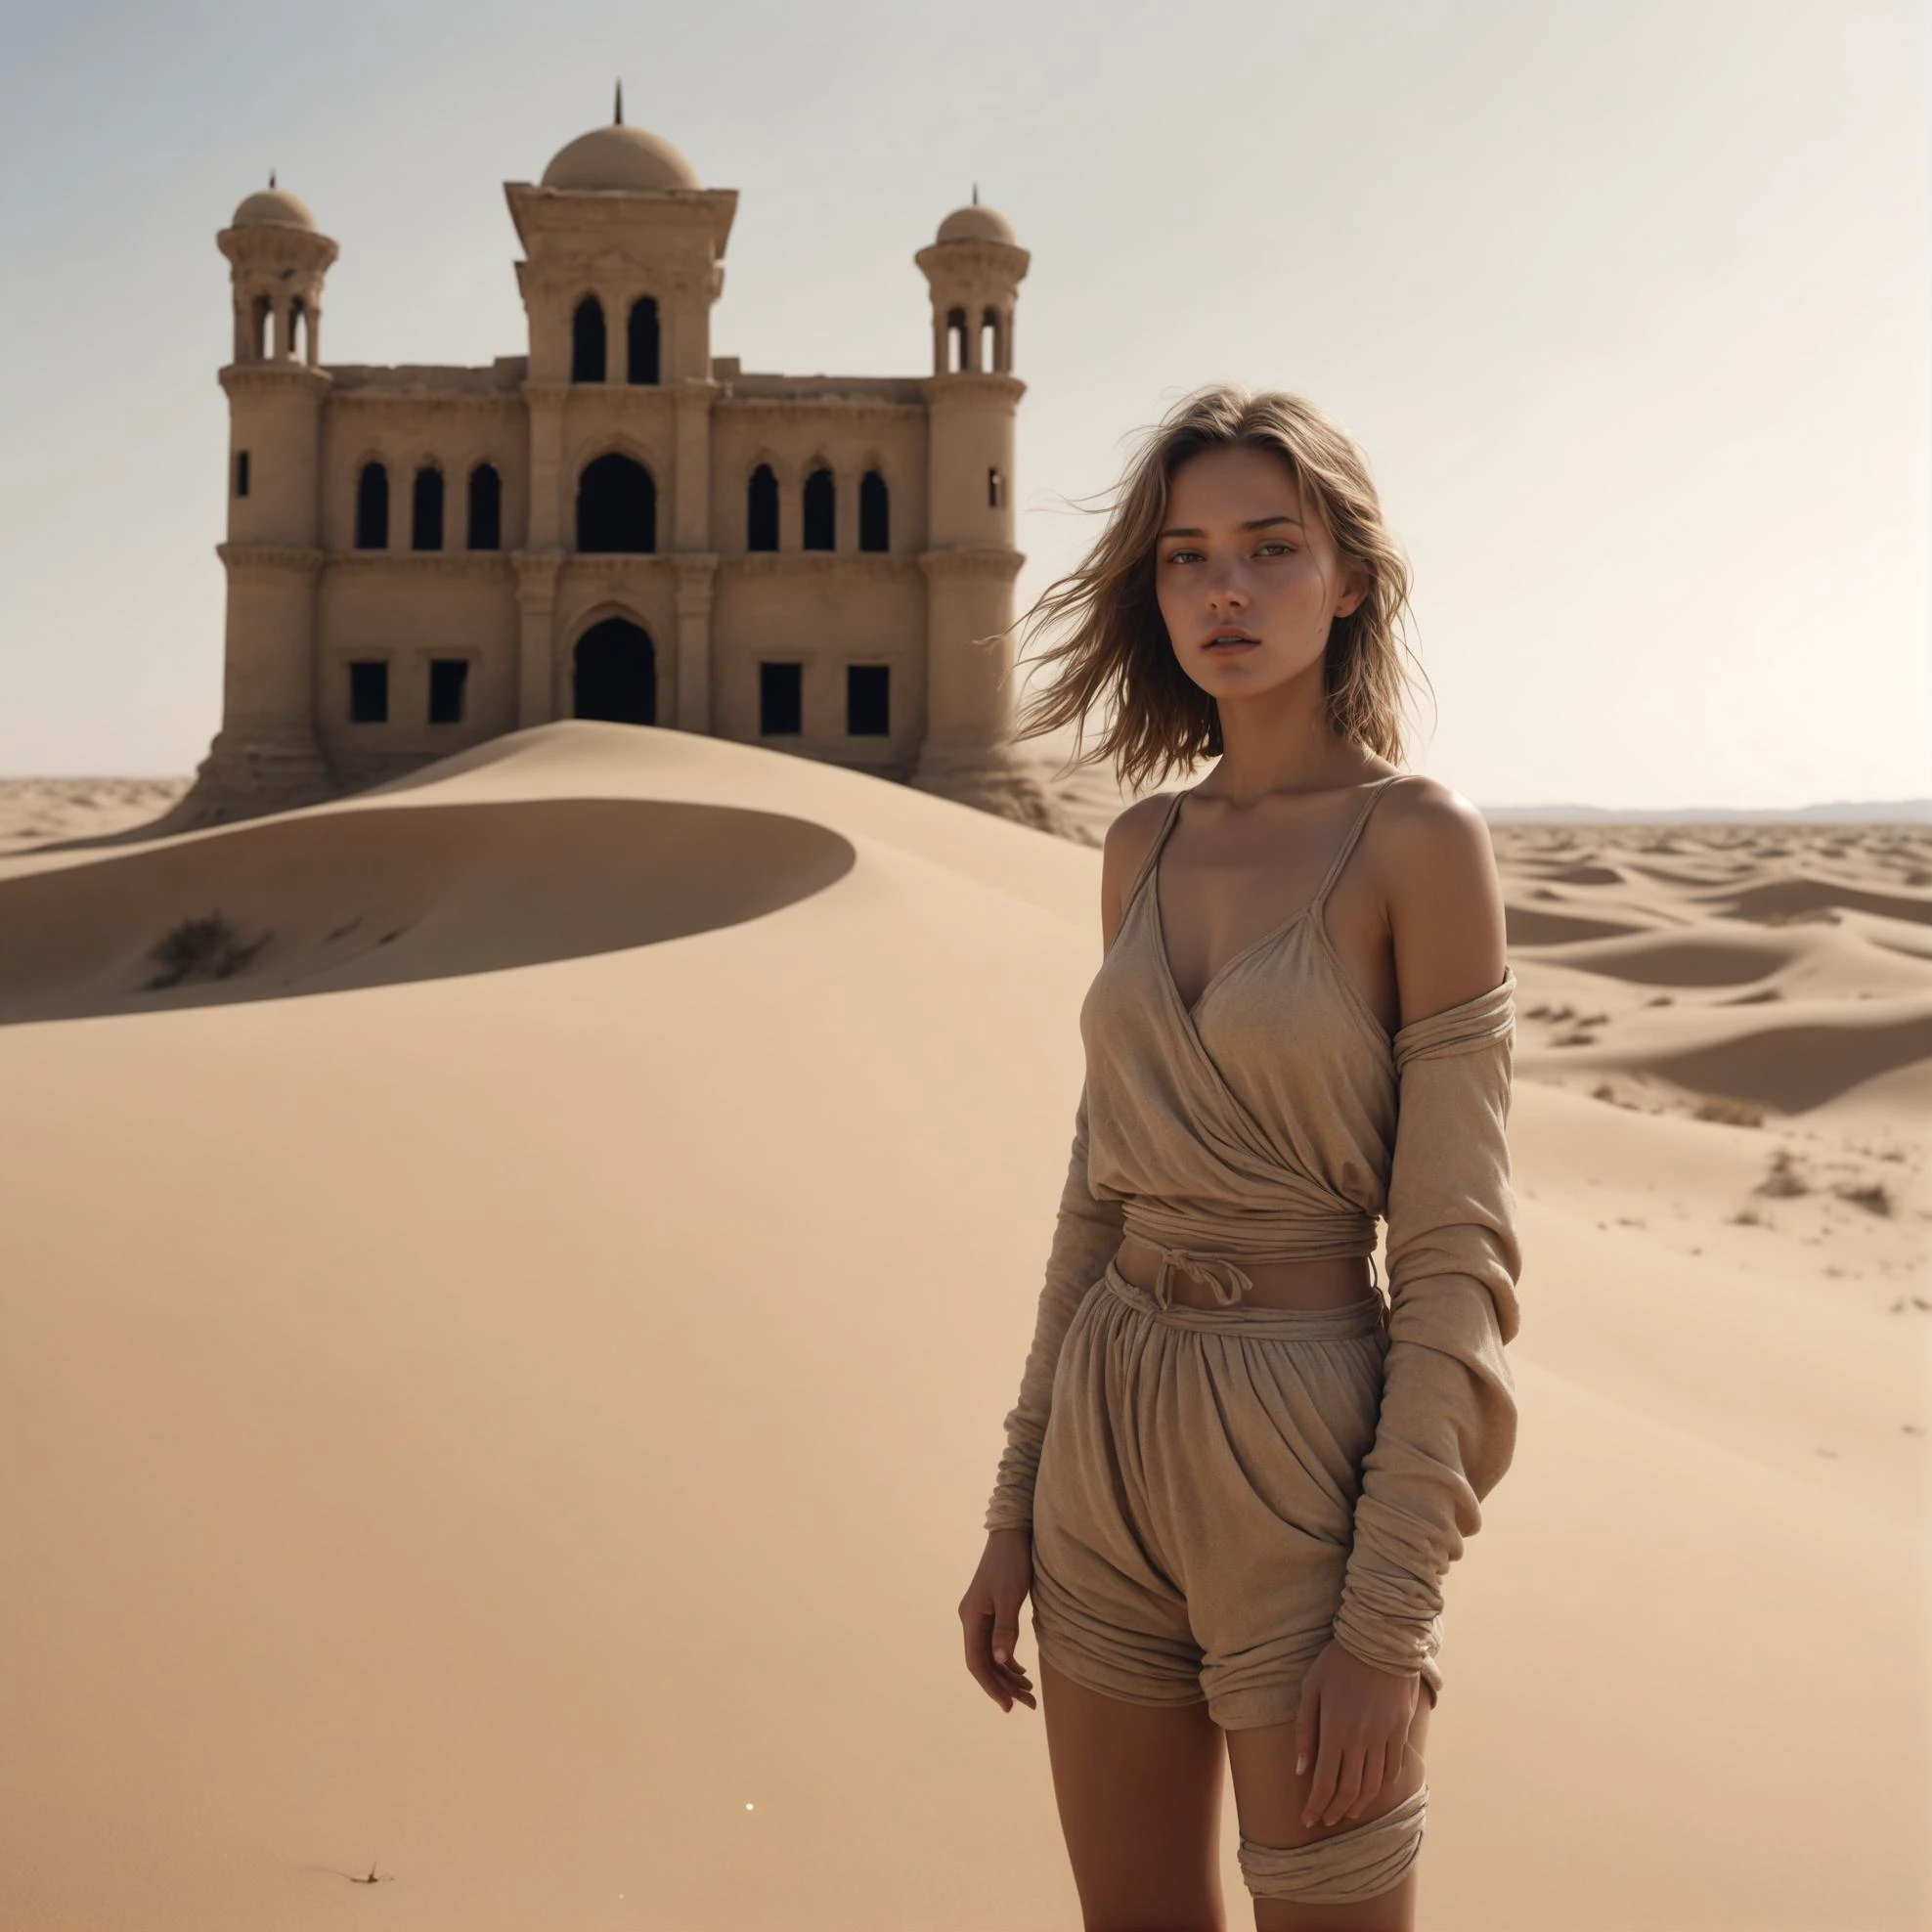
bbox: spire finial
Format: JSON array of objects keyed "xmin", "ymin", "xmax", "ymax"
[
  {"xmin": 972, "ymin": 182, "xmax": 979, "ymax": 204},
  {"xmin": 614, "ymin": 79, "xmax": 624, "ymax": 126},
  {"xmin": 269, "ymin": 168, "xmax": 277, "ymax": 189}
]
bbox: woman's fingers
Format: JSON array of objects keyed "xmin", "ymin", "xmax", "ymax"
[
  {"xmin": 1344, "ymin": 1738, "xmax": 1392, "ymax": 1821},
  {"xmin": 1306, "ymin": 1737, "xmax": 1366, "ymax": 1828},
  {"xmin": 959, "ymin": 1601, "xmax": 1036, "ymax": 1710}
]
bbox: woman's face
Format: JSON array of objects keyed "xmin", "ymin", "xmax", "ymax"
[{"xmin": 1153, "ymin": 443, "xmax": 1365, "ymax": 698}]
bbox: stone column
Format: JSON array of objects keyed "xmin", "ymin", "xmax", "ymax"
[
  {"xmin": 673, "ymin": 554, "xmax": 720, "ymax": 733},
  {"xmin": 523, "ymin": 381, "xmax": 568, "ymax": 550},
  {"xmin": 673, "ymin": 379, "xmax": 715, "ymax": 551},
  {"xmin": 512, "ymin": 549, "xmax": 564, "ymax": 726}
]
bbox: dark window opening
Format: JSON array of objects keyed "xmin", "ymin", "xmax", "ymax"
[
  {"xmin": 803, "ymin": 466, "xmax": 835, "ymax": 550},
  {"xmin": 760, "ymin": 662, "xmax": 803, "ymax": 735},
  {"xmin": 466, "ymin": 463, "xmax": 502, "ymax": 550},
  {"xmin": 348, "ymin": 660, "xmax": 388, "ymax": 724},
  {"xmin": 573, "ymin": 617, "xmax": 656, "ymax": 724},
  {"xmin": 354, "ymin": 462, "xmax": 388, "ymax": 549},
  {"xmin": 988, "ymin": 465, "xmax": 1004, "ymax": 510},
  {"xmin": 235, "ymin": 450, "xmax": 250, "ymax": 499},
  {"xmin": 290, "ymin": 295, "xmax": 309, "ymax": 364},
  {"xmin": 847, "ymin": 664, "xmax": 890, "ymax": 737},
  {"xmin": 946, "ymin": 306, "xmax": 967, "ymax": 373},
  {"xmin": 628, "ymin": 296, "xmax": 660, "ymax": 384},
  {"xmin": 746, "ymin": 464, "xmax": 779, "ymax": 551},
  {"xmin": 428, "ymin": 658, "xmax": 468, "ymax": 725},
  {"xmin": 572, "ymin": 296, "xmax": 607, "ymax": 382},
  {"xmin": 576, "ymin": 454, "xmax": 656, "ymax": 553},
  {"xmin": 980, "ymin": 307, "xmax": 998, "ymax": 373},
  {"xmin": 412, "ymin": 466, "xmax": 444, "ymax": 551},
  {"xmin": 858, "ymin": 470, "xmax": 889, "ymax": 551}
]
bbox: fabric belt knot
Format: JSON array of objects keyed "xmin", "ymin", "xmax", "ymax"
[{"xmin": 1141, "ymin": 1239, "xmax": 1255, "ymax": 1310}]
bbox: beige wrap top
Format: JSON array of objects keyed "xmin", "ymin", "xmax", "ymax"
[{"xmin": 986, "ymin": 773, "xmax": 1524, "ymax": 1683}]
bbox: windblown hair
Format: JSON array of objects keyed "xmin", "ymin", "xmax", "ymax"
[{"xmin": 1010, "ymin": 384, "xmax": 1431, "ymax": 794}]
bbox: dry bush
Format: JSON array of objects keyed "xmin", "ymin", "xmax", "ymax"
[
  {"xmin": 142, "ymin": 912, "xmax": 270, "ymax": 990},
  {"xmin": 1755, "ymin": 1149, "xmax": 1811, "ymax": 1199},
  {"xmin": 1693, "ymin": 1096, "xmax": 1765, "ymax": 1128},
  {"xmin": 1835, "ymin": 1180, "xmax": 1896, "ymax": 1218}
]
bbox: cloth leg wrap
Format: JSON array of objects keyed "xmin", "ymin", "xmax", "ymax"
[{"xmin": 1237, "ymin": 1782, "xmax": 1427, "ymax": 1904}]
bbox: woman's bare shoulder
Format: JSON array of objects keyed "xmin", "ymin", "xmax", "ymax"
[
  {"xmin": 1373, "ymin": 775, "xmax": 1509, "ymax": 1026},
  {"xmin": 1098, "ymin": 792, "xmax": 1182, "ymax": 944}
]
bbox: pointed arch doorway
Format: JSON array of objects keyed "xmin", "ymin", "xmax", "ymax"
[{"xmin": 573, "ymin": 617, "xmax": 657, "ymax": 724}]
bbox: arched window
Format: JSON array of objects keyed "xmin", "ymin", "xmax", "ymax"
[
  {"xmin": 802, "ymin": 466, "xmax": 835, "ymax": 551},
  {"xmin": 250, "ymin": 294, "xmax": 272, "ymax": 361},
  {"xmin": 576, "ymin": 453, "xmax": 655, "ymax": 553},
  {"xmin": 572, "ymin": 296, "xmax": 606, "ymax": 382},
  {"xmin": 628, "ymin": 297, "xmax": 660, "ymax": 384},
  {"xmin": 980, "ymin": 307, "xmax": 998, "ymax": 373},
  {"xmin": 988, "ymin": 465, "xmax": 1005, "ymax": 510},
  {"xmin": 746, "ymin": 464, "xmax": 778, "ymax": 551},
  {"xmin": 858, "ymin": 470, "xmax": 889, "ymax": 552},
  {"xmin": 467, "ymin": 463, "xmax": 502, "ymax": 550},
  {"xmin": 946, "ymin": 306, "xmax": 968, "ymax": 373},
  {"xmin": 235, "ymin": 450, "xmax": 251, "ymax": 500},
  {"xmin": 290, "ymin": 295, "xmax": 310, "ymax": 366},
  {"xmin": 355, "ymin": 462, "xmax": 389, "ymax": 549},
  {"xmin": 412, "ymin": 465, "xmax": 444, "ymax": 551}
]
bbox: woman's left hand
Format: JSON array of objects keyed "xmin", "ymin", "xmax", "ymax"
[{"xmin": 1293, "ymin": 1640, "xmax": 1421, "ymax": 1828}]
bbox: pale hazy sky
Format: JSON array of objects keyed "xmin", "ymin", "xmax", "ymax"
[{"xmin": 0, "ymin": 0, "xmax": 1924, "ymax": 808}]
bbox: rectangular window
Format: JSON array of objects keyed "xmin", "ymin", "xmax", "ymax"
[
  {"xmin": 847, "ymin": 664, "xmax": 890, "ymax": 737},
  {"xmin": 235, "ymin": 450, "xmax": 250, "ymax": 499},
  {"xmin": 348, "ymin": 660, "xmax": 389, "ymax": 724},
  {"xmin": 759, "ymin": 661, "xmax": 803, "ymax": 735},
  {"xmin": 988, "ymin": 465, "xmax": 1003, "ymax": 509},
  {"xmin": 428, "ymin": 658, "xmax": 468, "ymax": 724}
]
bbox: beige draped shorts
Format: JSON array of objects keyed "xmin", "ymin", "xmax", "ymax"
[{"xmin": 1029, "ymin": 1258, "xmax": 1444, "ymax": 1731}]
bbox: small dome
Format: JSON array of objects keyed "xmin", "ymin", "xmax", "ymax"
[
  {"xmin": 542, "ymin": 123, "xmax": 700, "ymax": 194},
  {"xmin": 936, "ymin": 202, "xmax": 1016, "ymax": 246},
  {"xmin": 231, "ymin": 187, "xmax": 316, "ymax": 231}
]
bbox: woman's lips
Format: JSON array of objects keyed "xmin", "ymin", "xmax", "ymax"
[{"xmin": 1205, "ymin": 638, "xmax": 1258, "ymax": 655}]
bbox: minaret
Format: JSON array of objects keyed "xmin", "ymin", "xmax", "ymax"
[
  {"xmin": 187, "ymin": 179, "xmax": 339, "ymax": 818},
  {"xmin": 912, "ymin": 192, "xmax": 1031, "ymax": 802}
]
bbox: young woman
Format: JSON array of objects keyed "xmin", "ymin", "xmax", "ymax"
[{"xmin": 957, "ymin": 386, "xmax": 1522, "ymax": 1931}]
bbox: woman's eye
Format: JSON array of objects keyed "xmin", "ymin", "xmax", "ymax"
[
  {"xmin": 1258, "ymin": 542, "xmax": 1295, "ymax": 555},
  {"xmin": 1164, "ymin": 549, "xmax": 1202, "ymax": 565}
]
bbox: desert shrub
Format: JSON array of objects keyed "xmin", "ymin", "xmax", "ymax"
[
  {"xmin": 143, "ymin": 912, "xmax": 269, "ymax": 989},
  {"xmin": 1754, "ymin": 1149, "xmax": 1810, "ymax": 1198},
  {"xmin": 1835, "ymin": 1180, "xmax": 1895, "ymax": 1217},
  {"xmin": 1693, "ymin": 1096, "xmax": 1765, "ymax": 1127}
]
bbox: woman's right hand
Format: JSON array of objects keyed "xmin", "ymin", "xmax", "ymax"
[{"xmin": 958, "ymin": 1527, "xmax": 1037, "ymax": 1712}]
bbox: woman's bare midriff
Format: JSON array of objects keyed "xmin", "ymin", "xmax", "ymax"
[{"xmin": 1113, "ymin": 1235, "xmax": 1381, "ymax": 1312}]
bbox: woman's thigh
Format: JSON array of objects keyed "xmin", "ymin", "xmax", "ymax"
[
  {"xmin": 1039, "ymin": 1655, "xmax": 1229, "ymax": 1932},
  {"xmin": 1223, "ymin": 1692, "xmax": 1431, "ymax": 1932}
]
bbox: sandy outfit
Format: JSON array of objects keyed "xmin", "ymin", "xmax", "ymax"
[{"xmin": 984, "ymin": 774, "xmax": 1522, "ymax": 1904}]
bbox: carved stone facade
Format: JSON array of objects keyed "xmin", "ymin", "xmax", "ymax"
[{"xmin": 182, "ymin": 106, "xmax": 1037, "ymax": 826}]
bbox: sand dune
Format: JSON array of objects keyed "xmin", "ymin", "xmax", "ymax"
[{"xmin": 0, "ymin": 724, "xmax": 1926, "ymax": 1930}]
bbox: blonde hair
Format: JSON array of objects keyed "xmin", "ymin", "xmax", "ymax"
[{"xmin": 1010, "ymin": 384, "xmax": 1431, "ymax": 794}]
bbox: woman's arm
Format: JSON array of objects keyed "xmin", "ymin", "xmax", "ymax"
[
  {"xmin": 983, "ymin": 1078, "xmax": 1128, "ymax": 1530},
  {"xmin": 981, "ymin": 798, "xmax": 1163, "ymax": 1532},
  {"xmin": 1329, "ymin": 782, "xmax": 1522, "ymax": 1680}
]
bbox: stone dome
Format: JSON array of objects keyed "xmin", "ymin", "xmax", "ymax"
[
  {"xmin": 936, "ymin": 202, "xmax": 1016, "ymax": 246},
  {"xmin": 231, "ymin": 187, "xmax": 317, "ymax": 231},
  {"xmin": 542, "ymin": 123, "xmax": 700, "ymax": 194}
]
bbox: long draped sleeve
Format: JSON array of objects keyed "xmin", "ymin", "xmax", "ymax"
[
  {"xmin": 1330, "ymin": 971, "xmax": 1523, "ymax": 1680},
  {"xmin": 985, "ymin": 1078, "xmax": 1126, "ymax": 1532}
]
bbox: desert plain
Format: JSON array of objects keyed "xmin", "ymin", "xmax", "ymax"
[{"xmin": 0, "ymin": 723, "xmax": 1926, "ymax": 1930}]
